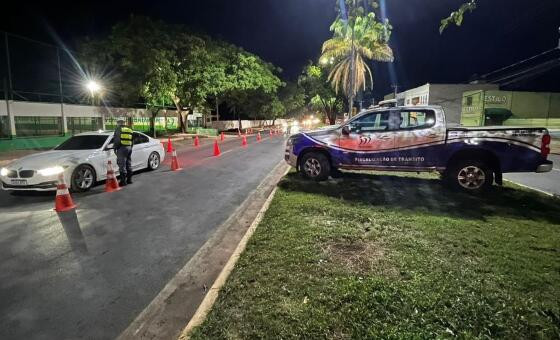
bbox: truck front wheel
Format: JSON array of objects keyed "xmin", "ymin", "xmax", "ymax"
[
  {"xmin": 447, "ymin": 160, "xmax": 493, "ymax": 193},
  {"xmin": 300, "ymin": 152, "xmax": 331, "ymax": 181}
]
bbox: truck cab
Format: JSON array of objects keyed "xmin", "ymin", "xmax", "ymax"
[{"xmin": 285, "ymin": 105, "xmax": 552, "ymax": 192}]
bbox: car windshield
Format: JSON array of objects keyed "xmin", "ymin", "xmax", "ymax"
[{"xmin": 55, "ymin": 135, "xmax": 109, "ymax": 150}]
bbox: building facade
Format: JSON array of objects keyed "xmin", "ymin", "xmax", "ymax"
[
  {"xmin": 386, "ymin": 83, "xmax": 499, "ymax": 124},
  {"xmin": 0, "ymin": 100, "xmax": 185, "ymax": 151},
  {"xmin": 461, "ymin": 90, "xmax": 560, "ymax": 128}
]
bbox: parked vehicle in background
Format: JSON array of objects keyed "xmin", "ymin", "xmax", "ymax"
[
  {"xmin": 285, "ymin": 105, "xmax": 553, "ymax": 193},
  {"xmin": 0, "ymin": 131, "xmax": 164, "ymax": 192}
]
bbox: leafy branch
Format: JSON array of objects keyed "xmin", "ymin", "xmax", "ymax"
[{"xmin": 440, "ymin": 0, "xmax": 477, "ymax": 34}]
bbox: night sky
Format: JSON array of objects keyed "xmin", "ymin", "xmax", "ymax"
[{"xmin": 1, "ymin": 0, "xmax": 559, "ymax": 102}]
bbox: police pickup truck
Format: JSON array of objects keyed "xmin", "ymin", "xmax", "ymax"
[{"xmin": 285, "ymin": 105, "xmax": 553, "ymax": 192}]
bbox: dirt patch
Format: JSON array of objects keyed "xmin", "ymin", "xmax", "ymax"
[{"xmin": 323, "ymin": 240, "xmax": 396, "ymax": 276}]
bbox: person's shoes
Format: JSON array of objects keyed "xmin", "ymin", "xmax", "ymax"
[
  {"xmin": 127, "ymin": 177, "xmax": 133, "ymax": 184},
  {"xmin": 119, "ymin": 179, "xmax": 127, "ymax": 186}
]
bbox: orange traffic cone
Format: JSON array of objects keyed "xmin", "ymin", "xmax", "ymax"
[
  {"xmin": 194, "ymin": 135, "xmax": 200, "ymax": 147},
  {"xmin": 242, "ymin": 134, "xmax": 248, "ymax": 147},
  {"xmin": 171, "ymin": 149, "xmax": 182, "ymax": 171},
  {"xmin": 220, "ymin": 132, "xmax": 225, "ymax": 141},
  {"xmin": 213, "ymin": 139, "xmax": 221, "ymax": 156},
  {"xmin": 54, "ymin": 173, "xmax": 77, "ymax": 212},
  {"xmin": 167, "ymin": 138, "xmax": 173, "ymax": 153},
  {"xmin": 269, "ymin": 129, "xmax": 273, "ymax": 137},
  {"xmin": 105, "ymin": 160, "xmax": 121, "ymax": 192},
  {"xmin": 257, "ymin": 132, "xmax": 262, "ymax": 142}
]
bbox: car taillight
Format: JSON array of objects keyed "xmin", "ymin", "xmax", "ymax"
[{"xmin": 541, "ymin": 134, "xmax": 551, "ymax": 158}]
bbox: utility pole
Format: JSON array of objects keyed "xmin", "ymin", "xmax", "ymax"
[
  {"xmin": 4, "ymin": 32, "xmax": 15, "ymax": 138},
  {"xmin": 348, "ymin": 25, "xmax": 356, "ymax": 118},
  {"xmin": 56, "ymin": 48, "xmax": 67, "ymax": 136},
  {"xmin": 391, "ymin": 84, "xmax": 399, "ymax": 97}
]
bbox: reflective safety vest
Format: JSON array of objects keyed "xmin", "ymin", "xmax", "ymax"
[{"xmin": 120, "ymin": 127, "xmax": 133, "ymax": 146}]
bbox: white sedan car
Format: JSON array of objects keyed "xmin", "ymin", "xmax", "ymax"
[{"xmin": 0, "ymin": 131, "xmax": 165, "ymax": 192}]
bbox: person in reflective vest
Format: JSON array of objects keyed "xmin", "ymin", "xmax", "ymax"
[{"xmin": 114, "ymin": 119, "xmax": 134, "ymax": 186}]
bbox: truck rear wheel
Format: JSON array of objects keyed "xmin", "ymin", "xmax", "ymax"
[
  {"xmin": 300, "ymin": 152, "xmax": 330, "ymax": 181},
  {"xmin": 447, "ymin": 159, "xmax": 493, "ymax": 193}
]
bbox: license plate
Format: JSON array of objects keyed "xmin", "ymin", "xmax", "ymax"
[{"xmin": 11, "ymin": 179, "xmax": 28, "ymax": 186}]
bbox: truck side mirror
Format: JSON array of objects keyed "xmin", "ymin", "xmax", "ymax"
[{"xmin": 341, "ymin": 125, "xmax": 351, "ymax": 136}]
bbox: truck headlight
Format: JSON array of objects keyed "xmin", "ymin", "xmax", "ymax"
[
  {"xmin": 37, "ymin": 166, "xmax": 65, "ymax": 176},
  {"xmin": 0, "ymin": 168, "xmax": 8, "ymax": 176}
]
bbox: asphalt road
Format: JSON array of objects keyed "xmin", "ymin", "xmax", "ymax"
[
  {"xmin": 504, "ymin": 154, "xmax": 560, "ymax": 196},
  {"xmin": 0, "ymin": 134, "xmax": 287, "ymax": 340}
]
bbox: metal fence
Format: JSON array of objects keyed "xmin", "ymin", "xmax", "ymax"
[
  {"xmin": 14, "ymin": 116, "xmax": 62, "ymax": 137},
  {"xmin": 67, "ymin": 117, "xmax": 103, "ymax": 135},
  {"xmin": 0, "ymin": 116, "xmax": 9, "ymax": 138},
  {"xmin": 104, "ymin": 117, "xmax": 179, "ymax": 133}
]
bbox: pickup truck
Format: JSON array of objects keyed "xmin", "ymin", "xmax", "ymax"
[{"xmin": 285, "ymin": 105, "xmax": 553, "ymax": 192}]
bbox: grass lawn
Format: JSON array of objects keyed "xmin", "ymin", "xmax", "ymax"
[{"xmin": 191, "ymin": 171, "xmax": 560, "ymax": 339}]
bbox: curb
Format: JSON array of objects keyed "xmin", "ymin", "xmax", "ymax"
[
  {"xmin": 503, "ymin": 179, "xmax": 557, "ymax": 198},
  {"xmin": 178, "ymin": 175, "xmax": 284, "ymax": 339},
  {"xmin": 117, "ymin": 160, "xmax": 290, "ymax": 340}
]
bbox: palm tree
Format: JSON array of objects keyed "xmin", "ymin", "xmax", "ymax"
[{"xmin": 321, "ymin": 13, "xmax": 394, "ymax": 116}]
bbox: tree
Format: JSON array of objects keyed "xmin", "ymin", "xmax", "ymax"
[
  {"xmin": 280, "ymin": 82, "xmax": 306, "ymax": 118},
  {"xmin": 79, "ymin": 16, "xmax": 179, "ymax": 136},
  {"xmin": 440, "ymin": 1, "xmax": 477, "ymax": 34},
  {"xmin": 221, "ymin": 49, "xmax": 283, "ymax": 130},
  {"xmin": 299, "ymin": 64, "xmax": 344, "ymax": 125},
  {"xmin": 321, "ymin": 1, "xmax": 393, "ymax": 116},
  {"xmin": 260, "ymin": 95, "xmax": 286, "ymax": 126}
]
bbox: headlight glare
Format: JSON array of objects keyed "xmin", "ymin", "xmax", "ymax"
[
  {"xmin": 0, "ymin": 168, "xmax": 8, "ymax": 176},
  {"xmin": 37, "ymin": 166, "xmax": 65, "ymax": 176}
]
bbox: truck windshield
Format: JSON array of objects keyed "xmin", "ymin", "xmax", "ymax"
[{"xmin": 55, "ymin": 135, "xmax": 109, "ymax": 150}]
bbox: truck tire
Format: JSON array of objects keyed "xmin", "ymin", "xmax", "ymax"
[
  {"xmin": 447, "ymin": 159, "xmax": 494, "ymax": 193},
  {"xmin": 300, "ymin": 152, "xmax": 331, "ymax": 181}
]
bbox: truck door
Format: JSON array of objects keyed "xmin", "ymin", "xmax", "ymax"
[
  {"xmin": 392, "ymin": 109, "xmax": 445, "ymax": 168},
  {"xmin": 337, "ymin": 110, "xmax": 395, "ymax": 166}
]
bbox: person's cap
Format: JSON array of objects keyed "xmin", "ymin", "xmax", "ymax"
[{"xmin": 116, "ymin": 118, "xmax": 125, "ymax": 124}]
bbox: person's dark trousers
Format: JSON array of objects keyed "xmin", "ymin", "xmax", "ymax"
[{"xmin": 116, "ymin": 146, "xmax": 133, "ymax": 185}]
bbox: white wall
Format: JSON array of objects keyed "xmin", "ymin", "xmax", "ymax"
[
  {"xmin": 0, "ymin": 100, "xmax": 178, "ymax": 117},
  {"xmin": 211, "ymin": 119, "xmax": 288, "ymax": 131}
]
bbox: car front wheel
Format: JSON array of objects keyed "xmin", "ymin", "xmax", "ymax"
[
  {"xmin": 71, "ymin": 164, "xmax": 96, "ymax": 192},
  {"xmin": 300, "ymin": 152, "xmax": 330, "ymax": 181}
]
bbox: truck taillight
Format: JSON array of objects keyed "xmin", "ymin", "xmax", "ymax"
[{"xmin": 541, "ymin": 134, "xmax": 551, "ymax": 158}]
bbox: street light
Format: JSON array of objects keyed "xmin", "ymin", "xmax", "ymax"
[
  {"xmin": 85, "ymin": 80, "xmax": 102, "ymax": 105},
  {"xmin": 86, "ymin": 80, "xmax": 101, "ymax": 95}
]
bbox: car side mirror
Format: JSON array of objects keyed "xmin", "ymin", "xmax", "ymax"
[
  {"xmin": 341, "ymin": 125, "xmax": 351, "ymax": 136},
  {"xmin": 105, "ymin": 143, "xmax": 114, "ymax": 151}
]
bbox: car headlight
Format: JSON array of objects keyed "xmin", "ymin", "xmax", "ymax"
[
  {"xmin": 37, "ymin": 166, "xmax": 65, "ymax": 176},
  {"xmin": 0, "ymin": 168, "xmax": 8, "ymax": 176}
]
